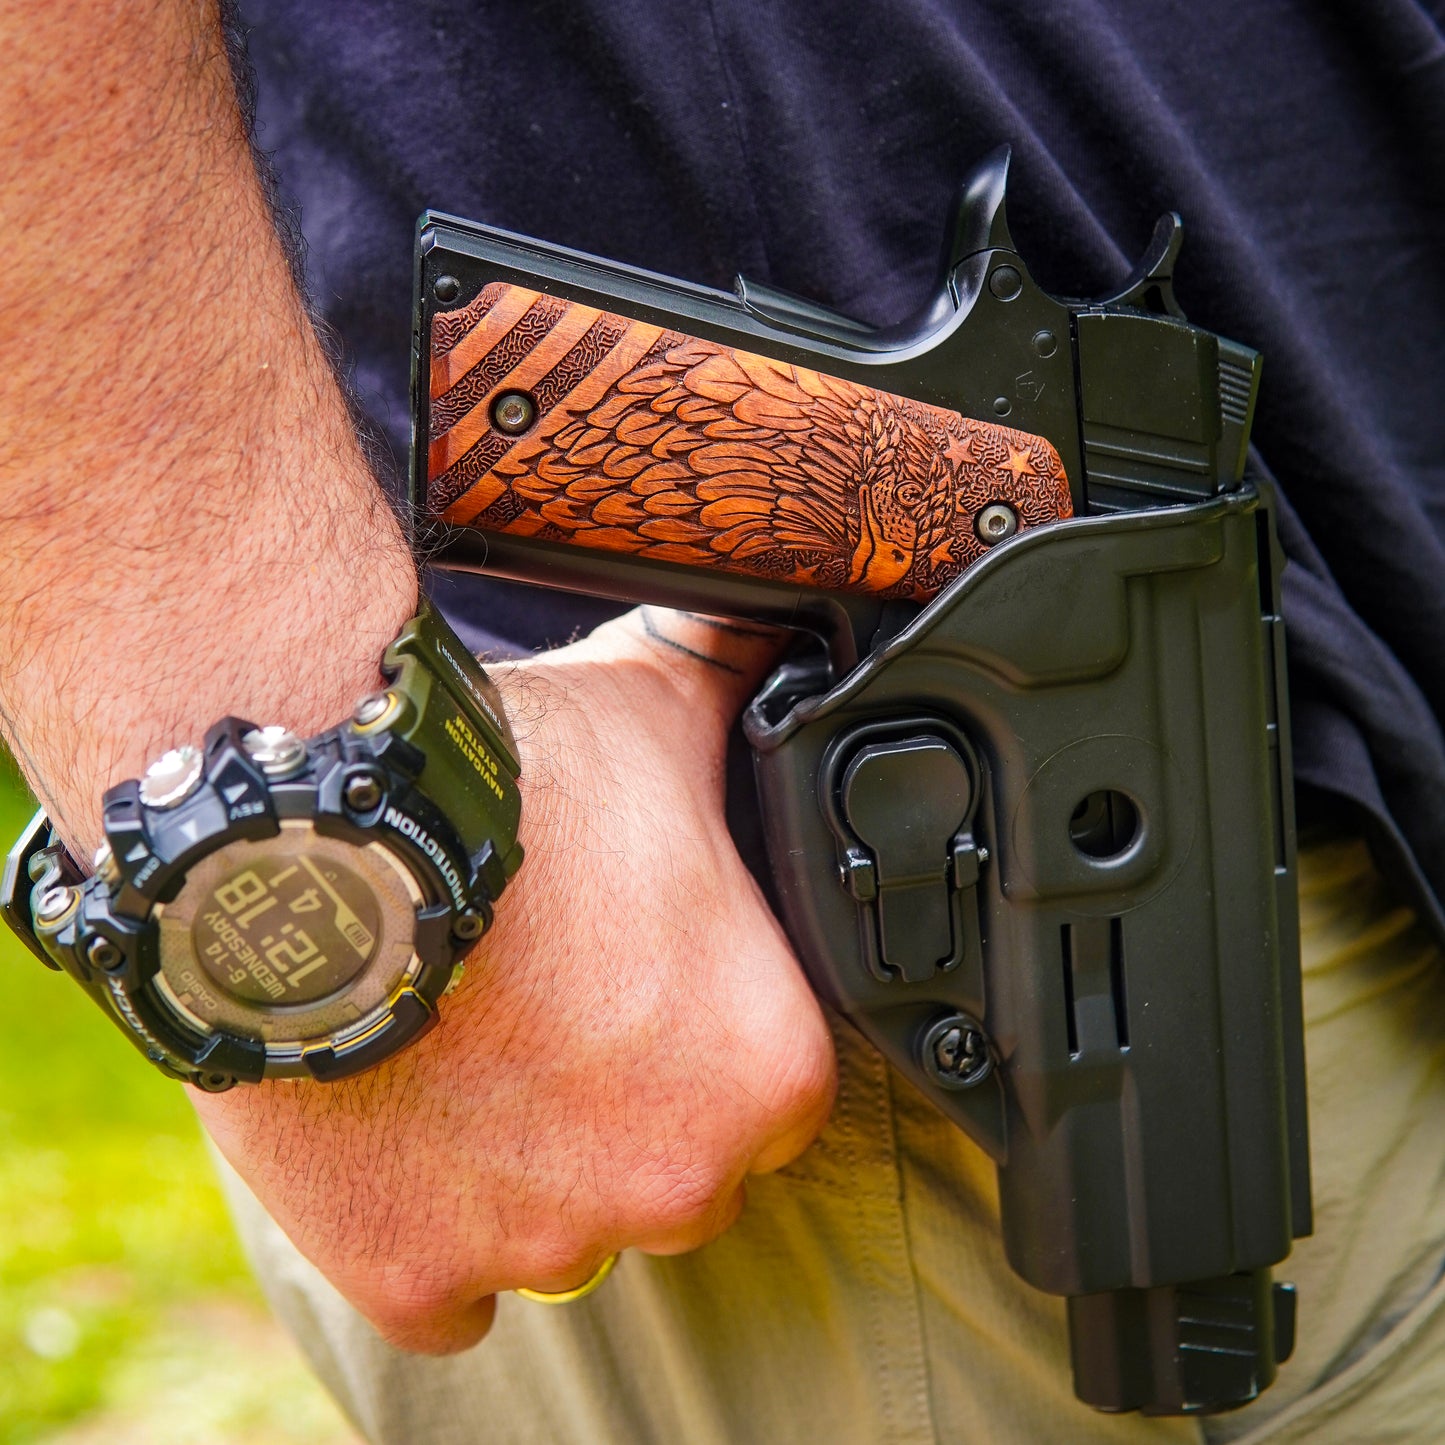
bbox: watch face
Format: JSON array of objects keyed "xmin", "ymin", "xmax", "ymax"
[
  {"xmin": 191, "ymin": 853, "xmax": 381, "ymax": 1007},
  {"xmin": 152, "ymin": 821, "xmax": 424, "ymax": 1054}
]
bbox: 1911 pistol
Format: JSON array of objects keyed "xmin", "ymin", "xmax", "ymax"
[{"xmin": 410, "ymin": 149, "xmax": 1310, "ymax": 1417}]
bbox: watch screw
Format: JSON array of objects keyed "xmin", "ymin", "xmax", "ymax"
[
  {"xmin": 452, "ymin": 911, "xmax": 485, "ymax": 942},
  {"xmin": 922, "ymin": 1013, "xmax": 994, "ymax": 1090},
  {"xmin": 242, "ymin": 726, "xmax": 308, "ymax": 779},
  {"xmin": 35, "ymin": 886, "xmax": 76, "ymax": 925},
  {"xmin": 491, "ymin": 390, "xmax": 536, "ymax": 435},
  {"xmin": 86, "ymin": 936, "xmax": 122, "ymax": 971},
  {"xmin": 139, "ymin": 745, "xmax": 204, "ymax": 808},
  {"xmin": 92, "ymin": 843, "xmax": 121, "ymax": 889},
  {"xmin": 975, "ymin": 502, "xmax": 1019, "ymax": 546},
  {"xmin": 343, "ymin": 773, "xmax": 384, "ymax": 813},
  {"xmin": 433, "ymin": 274, "xmax": 461, "ymax": 303},
  {"xmin": 352, "ymin": 693, "xmax": 394, "ymax": 729}
]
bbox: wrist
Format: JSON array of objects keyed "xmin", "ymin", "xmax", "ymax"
[
  {"xmin": 0, "ymin": 0, "xmax": 420, "ymax": 860},
  {"xmin": 3, "ymin": 540, "xmax": 418, "ymax": 862}
]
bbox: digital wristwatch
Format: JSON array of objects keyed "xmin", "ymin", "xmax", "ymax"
[{"xmin": 0, "ymin": 601, "xmax": 523, "ymax": 1090}]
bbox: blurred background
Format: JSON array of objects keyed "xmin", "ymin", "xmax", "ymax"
[{"xmin": 0, "ymin": 750, "xmax": 359, "ymax": 1444}]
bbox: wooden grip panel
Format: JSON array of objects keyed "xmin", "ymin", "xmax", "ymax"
[{"xmin": 427, "ymin": 283, "xmax": 1073, "ymax": 602}]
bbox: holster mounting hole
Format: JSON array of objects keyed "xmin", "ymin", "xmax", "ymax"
[{"xmin": 1069, "ymin": 790, "xmax": 1140, "ymax": 860}]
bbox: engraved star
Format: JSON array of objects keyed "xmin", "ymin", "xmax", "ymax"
[
  {"xmin": 929, "ymin": 538, "xmax": 956, "ymax": 569},
  {"xmin": 944, "ymin": 433, "xmax": 976, "ymax": 469},
  {"xmin": 1003, "ymin": 447, "xmax": 1035, "ymax": 481}
]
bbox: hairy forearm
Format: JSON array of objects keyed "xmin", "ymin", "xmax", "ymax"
[
  {"xmin": 0, "ymin": 0, "xmax": 416, "ymax": 855},
  {"xmin": 0, "ymin": 10, "xmax": 838, "ymax": 1345}
]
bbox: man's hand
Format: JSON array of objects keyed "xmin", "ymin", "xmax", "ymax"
[
  {"xmin": 194, "ymin": 607, "xmax": 835, "ymax": 1353},
  {"xmin": 0, "ymin": 0, "xmax": 832, "ymax": 1356}
]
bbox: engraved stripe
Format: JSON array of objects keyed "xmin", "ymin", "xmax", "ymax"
[
  {"xmin": 430, "ymin": 302, "xmax": 603, "ymax": 474},
  {"xmin": 433, "ymin": 300, "xmax": 604, "ymax": 454},
  {"xmin": 440, "ymin": 319, "xmax": 665, "ymax": 524},
  {"xmin": 432, "ymin": 282, "xmax": 506, "ymax": 356},
  {"xmin": 430, "ymin": 297, "xmax": 568, "ymax": 440},
  {"xmin": 527, "ymin": 315, "xmax": 630, "ymax": 422},
  {"xmin": 433, "ymin": 285, "xmax": 545, "ymax": 396},
  {"xmin": 533, "ymin": 320, "xmax": 666, "ymax": 421},
  {"xmin": 496, "ymin": 300, "xmax": 607, "ymax": 393},
  {"xmin": 432, "ymin": 297, "xmax": 565, "ymax": 434},
  {"xmin": 434, "ymin": 295, "xmax": 601, "ymax": 436}
]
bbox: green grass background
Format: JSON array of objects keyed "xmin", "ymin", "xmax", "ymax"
[{"xmin": 0, "ymin": 751, "xmax": 358, "ymax": 1444}]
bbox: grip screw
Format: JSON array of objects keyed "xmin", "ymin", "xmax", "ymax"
[
  {"xmin": 976, "ymin": 502, "xmax": 1019, "ymax": 546},
  {"xmin": 922, "ymin": 1013, "xmax": 993, "ymax": 1090},
  {"xmin": 491, "ymin": 391, "xmax": 536, "ymax": 435},
  {"xmin": 433, "ymin": 274, "xmax": 461, "ymax": 303}
]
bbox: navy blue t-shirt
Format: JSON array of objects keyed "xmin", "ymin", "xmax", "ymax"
[{"xmin": 236, "ymin": 0, "xmax": 1445, "ymax": 936}]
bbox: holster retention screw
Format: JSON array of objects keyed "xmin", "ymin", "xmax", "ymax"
[
  {"xmin": 352, "ymin": 693, "xmax": 393, "ymax": 729},
  {"xmin": 922, "ymin": 1013, "xmax": 994, "ymax": 1090}
]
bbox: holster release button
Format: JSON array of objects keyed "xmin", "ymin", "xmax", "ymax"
[{"xmin": 840, "ymin": 736, "xmax": 973, "ymax": 983}]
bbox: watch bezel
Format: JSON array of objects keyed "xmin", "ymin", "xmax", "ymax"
[{"xmin": 149, "ymin": 819, "xmax": 428, "ymax": 1075}]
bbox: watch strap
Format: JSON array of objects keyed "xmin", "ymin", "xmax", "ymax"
[
  {"xmin": 364, "ymin": 599, "xmax": 524, "ymax": 879},
  {"xmin": 1, "ymin": 808, "xmax": 71, "ymax": 968}
]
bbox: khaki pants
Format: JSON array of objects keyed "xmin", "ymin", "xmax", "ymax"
[{"xmin": 223, "ymin": 833, "xmax": 1445, "ymax": 1443}]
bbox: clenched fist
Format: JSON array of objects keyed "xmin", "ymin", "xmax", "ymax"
[{"xmin": 193, "ymin": 608, "xmax": 836, "ymax": 1353}]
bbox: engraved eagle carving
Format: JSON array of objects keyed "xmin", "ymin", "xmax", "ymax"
[{"xmin": 428, "ymin": 282, "xmax": 1073, "ymax": 602}]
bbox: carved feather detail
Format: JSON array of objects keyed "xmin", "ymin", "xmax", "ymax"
[{"xmin": 428, "ymin": 283, "xmax": 1073, "ymax": 602}]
